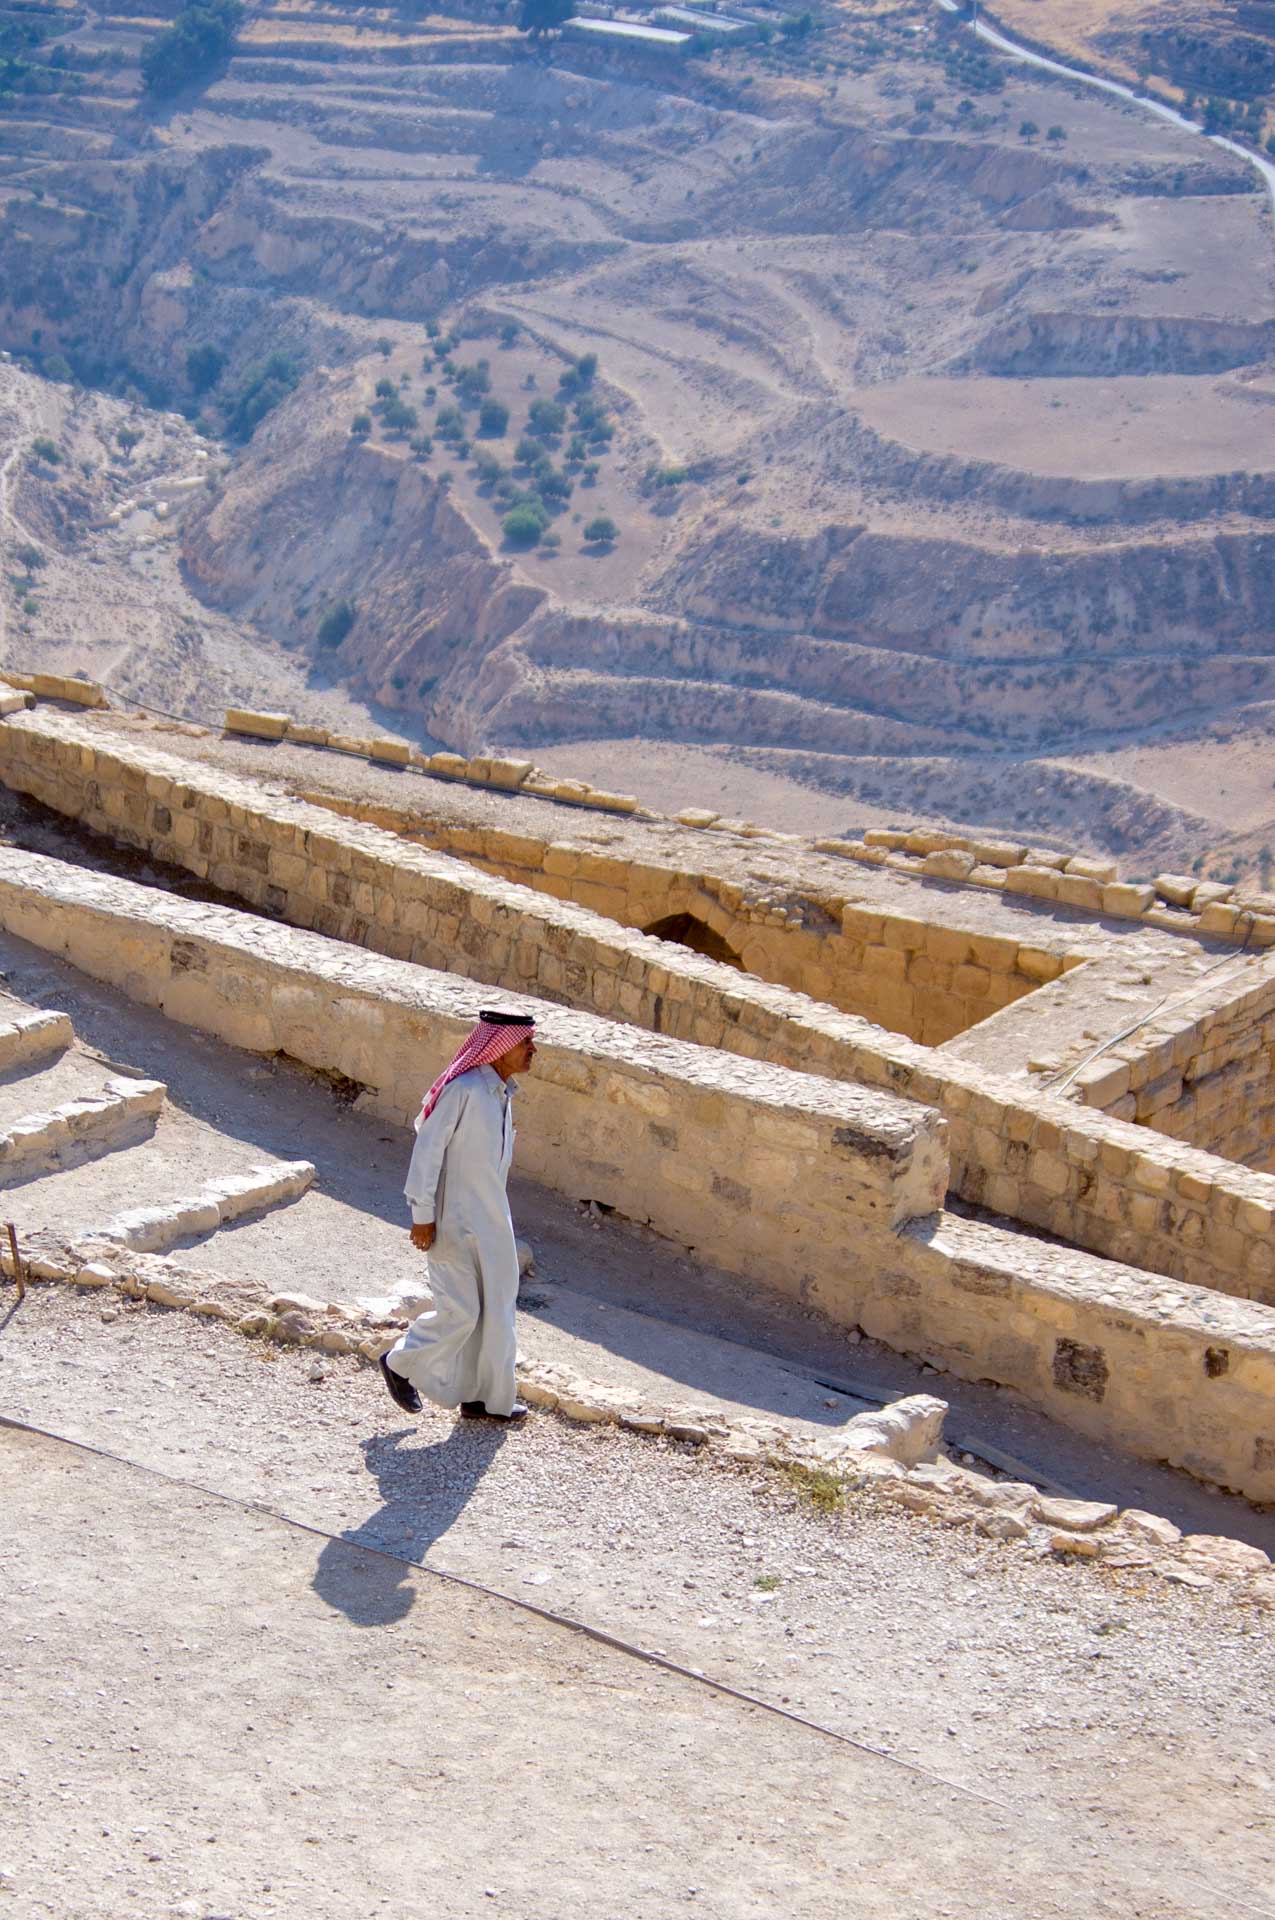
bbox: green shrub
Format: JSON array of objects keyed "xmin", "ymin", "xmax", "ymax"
[
  {"xmin": 140, "ymin": 0, "xmax": 242, "ymax": 98},
  {"xmin": 528, "ymin": 397, "xmax": 566, "ymax": 437},
  {"xmin": 435, "ymin": 404, "xmax": 465, "ymax": 441},
  {"xmin": 409, "ymin": 434, "xmax": 433, "ymax": 459},
  {"xmin": 653, "ymin": 464, "xmax": 688, "ymax": 488},
  {"xmin": 377, "ymin": 336, "xmax": 393, "ymax": 357},
  {"xmin": 375, "ymin": 376, "xmax": 398, "ymax": 400},
  {"xmin": 514, "ymin": 434, "xmax": 543, "ymax": 465},
  {"xmin": 225, "ymin": 351, "xmax": 299, "ymax": 442},
  {"xmin": 351, "ymin": 412, "xmax": 372, "ymax": 436},
  {"xmin": 517, "ymin": 0, "xmax": 574, "ymax": 36},
  {"xmin": 381, "ymin": 397, "xmax": 418, "ymax": 433},
  {"xmin": 456, "ymin": 360, "xmax": 491, "ymax": 400},
  {"xmin": 499, "ymin": 322, "xmax": 520, "ymax": 348},
  {"xmin": 186, "ymin": 343, "xmax": 225, "ymax": 394},
  {"xmin": 42, "ymin": 353, "xmax": 72, "ymax": 383},
  {"xmin": 479, "ymin": 399, "xmax": 509, "ymax": 436},
  {"xmin": 503, "ymin": 505, "xmax": 546, "ymax": 546},
  {"xmin": 14, "ymin": 543, "xmax": 44, "ymax": 571},
  {"xmin": 583, "ymin": 514, "xmax": 617, "ymax": 544},
  {"xmin": 473, "ymin": 450, "xmax": 504, "ymax": 484},
  {"xmin": 31, "ymin": 436, "xmax": 59, "ymax": 464},
  {"xmin": 317, "ymin": 600, "xmax": 355, "ymax": 649}
]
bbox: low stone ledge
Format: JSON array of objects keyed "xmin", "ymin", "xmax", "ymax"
[
  {"xmin": 89, "ymin": 1159, "xmax": 315, "ymax": 1254},
  {"xmin": 0, "ymin": 1008, "xmax": 72, "ymax": 1073},
  {"xmin": 15, "ymin": 1239, "xmax": 1272, "ymax": 1604},
  {"xmin": 2, "ymin": 671, "xmax": 106, "ymax": 708},
  {"xmin": 0, "ymin": 1075, "xmax": 164, "ymax": 1176}
]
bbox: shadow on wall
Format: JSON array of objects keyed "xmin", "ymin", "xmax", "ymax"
[{"xmin": 644, "ymin": 911, "xmax": 744, "ymax": 971}]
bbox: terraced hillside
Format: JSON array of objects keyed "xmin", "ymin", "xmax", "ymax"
[{"xmin": 1, "ymin": 0, "xmax": 1274, "ymax": 866}]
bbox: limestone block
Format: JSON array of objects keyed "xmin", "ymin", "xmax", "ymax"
[
  {"xmin": 863, "ymin": 830, "xmax": 909, "ymax": 850},
  {"xmin": 426, "ymin": 752, "xmax": 468, "ymax": 780},
  {"xmin": 1177, "ymin": 1535, "xmax": 1270, "ymax": 1577},
  {"xmin": 1034, "ymin": 1496, "xmax": 1117, "ymax": 1531},
  {"xmin": 1024, "ymin": 848, "xmax": 1068, "ymax": 871},
  {"xmin": 579, "ymin": 790, "xmax": 639, "ymax": 815},
  {"xmin": 1120, "ymin": 1509, "xmax": 1181, "ymax": 1549},
  {"xmin": 285, "ymin": 722, "xmax": 329, "ymax": 747},
  {"xmin": 225, "ymin": 709, "xmax": 290, "ymax": 741},
  {"xmin": 1055, "ymin": 875, "xmax": 1103, "ymax": 913},
  {"xmin": 675, "ymin": 808, "xmax": 718, "ymax": 828},
  {"xmin": 841, "ymin": 1394, "xmax": 947, "ymax": 1465},
  {"xmin": 922, "ymin": 849, "xmax": 975, "ymax": 882},
  {"xmin": 484, "ymin": 757, "xmax": 535, "ymax": 791},
  {"xmin": 1101, "ymin": 881, "xmax": 1155, "ymax": 917},
  {"xmin": 1155, "ymin": 873, "xmax": 1197, "ymax": 908},
  {"xmin": 1004, "ymin": 866, "xmax": 1059, "ymax": 901},
  {"xmin": 1015, "ymin": 946, "xmax": 1062, "ymax": 983},
  {"xmin": 369, "ymin": 739, "xmax": 411, "ymax": 766},
  {"xmin": 1064, "ymin": 855, "xmax": 1118, "ymax": 884},
  {"xmin": 553, "ymin": 780, "xmax": 592, "ymax": 802},
  {"xmin": 1197, "ymin": 901, "xmax": 1240, "ymax": 937},
  {"xmin": 967, "ymin": 864, "xmax": 1007, "ymax": 889},
  {"xmin": 970, "ymin": 840, "xmax": 1027, "ymax": 869},
  {"xmin": 905, "ymin": 830, "xmax": 961, "ymax": 855}
]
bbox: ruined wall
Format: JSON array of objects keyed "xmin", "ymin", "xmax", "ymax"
[
  {"xmin": 1069, "ymin": 961, "xmax": 1275, "ymax": 1168},
  {"xmin": 4, "ymin": 707, "xmax": 1275, "ymax": 1308},
  {"xmin": 298, "ymin": 793, "xmax": 1060, "ymax": 1046},
  {"xmin": 1, "ymin": 838, "xmax": 1272, "ymax": 1502}
]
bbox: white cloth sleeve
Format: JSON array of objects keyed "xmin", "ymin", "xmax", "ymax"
[{"xmin": 404, "ymin": 1079, "xmax": 465, "ymax": 1225}]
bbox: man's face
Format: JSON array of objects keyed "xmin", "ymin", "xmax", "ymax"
[{"xmin": 506, "ymin": 1036, "xmax": 536, "ymax": 1076}]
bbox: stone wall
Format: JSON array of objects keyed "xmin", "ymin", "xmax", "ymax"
[
  {"xmin": 1, "ymin": 838, "xmax": 1272, "ymax": 1501},
  {"xmin": 0, "ymin": 838, "xmax": 946, "ymax": 1275},
  {"xmin": 300, "ymin": 792, "xmax": 1060, "ymax": 1046},
  {"xmin": 4, "ymin": 707, "xmax": 1275, "ymax": 1307},
  {"xmin": 1069, "ymin": 960, "xmax": 1275, "ymax": 1168}
]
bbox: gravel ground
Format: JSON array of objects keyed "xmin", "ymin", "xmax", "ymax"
[{"xmin": 3, "ymin": 1287, "xmax": 1274, "ymax": 1918}]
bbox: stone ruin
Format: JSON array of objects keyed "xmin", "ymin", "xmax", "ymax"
[{"xmin": 0, "ymin": 689, "xmax": 1273, "ymax": 1510}]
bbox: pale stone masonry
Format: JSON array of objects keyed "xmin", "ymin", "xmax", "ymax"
[
  {"xmin": 2, "ymin": 707, "xmax": 1275, "ymax": 1307},
  {"xmin": 0, "ymin": 840, "xmax": 1271, "ymax": 1502}
]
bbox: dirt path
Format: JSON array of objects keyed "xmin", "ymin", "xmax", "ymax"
[{"xmin": 3, "ymin": 1296, "xmax": 1274, "ymax": 1918}]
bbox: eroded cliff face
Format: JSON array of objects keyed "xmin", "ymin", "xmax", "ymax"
[{"xmin": 181, "ymin": 391, "xmax": 547, "ymax": 721}]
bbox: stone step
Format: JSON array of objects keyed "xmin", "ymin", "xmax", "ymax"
[
  {"xmin": 0, "ymin": 1076, "xmax": 165, "ymax": 1186},
  {"xmin": 0, "ymin": 1007, "xmax": 72, "ymax": 1076},
  {"xmin": 0, "ymin": 1045, "xmax": 120, "ymax": 1135},
  {"xmin": 89, "ymin": 1159, "xmax": 316, "ymax": 1255},
  {"xmin": 0, "ymin": 1111, "xmax": 295, "ymax": 1244}
]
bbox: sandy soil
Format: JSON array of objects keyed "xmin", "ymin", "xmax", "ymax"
[{"xmin": 853, "ymin": 372, "xmax": 1275, "ymax": 479}]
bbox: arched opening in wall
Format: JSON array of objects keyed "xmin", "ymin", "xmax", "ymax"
[{"xmin": 644, "ymin": 912, "xmax": 744, "ymax": 971}]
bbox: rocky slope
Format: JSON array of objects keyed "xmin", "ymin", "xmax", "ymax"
[{"xmin": 2, "ymin": 0, "xmax": 1275, "ymax": 867}]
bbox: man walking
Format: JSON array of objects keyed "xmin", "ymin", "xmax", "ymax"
[{"xmin": 380, "ymin": 1009, "xmax": 536, "ymax": 1423}]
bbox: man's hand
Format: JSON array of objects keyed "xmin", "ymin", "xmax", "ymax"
[{"xmin": 410, "ymin": 1223, "xmax": 436, "ymax": 1253}]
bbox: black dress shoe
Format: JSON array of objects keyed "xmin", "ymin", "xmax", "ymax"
[
  {"xmin": 379, "ymin": 1351, "xmax": 422, "ymax": 1414},
  {"xmin": 485, "ymin": 1401, "xmax": 529, "ymax": 1423},
  {"xmin": 459, "ymin": 1401, "xmax": 529, "ymax": 1422}
]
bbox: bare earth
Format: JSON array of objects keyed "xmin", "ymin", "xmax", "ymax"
[{"xmin": 4, "ymin": 1296, "xmax": 1275, "ymax": 1920}]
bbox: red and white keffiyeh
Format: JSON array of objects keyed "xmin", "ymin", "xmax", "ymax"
[{"xmin": 415, "ymin": 1011, "xmax": 535, "ymax": 1131}]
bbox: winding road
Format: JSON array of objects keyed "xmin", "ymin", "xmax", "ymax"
[{"xmin": 936, "ymin": 0, "xmax": 1275, "ymax": 217}]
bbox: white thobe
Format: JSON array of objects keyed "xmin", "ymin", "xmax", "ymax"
[{"xmin": 386, "ymin": 1064, "xmax": 520, "ymax": 1416}]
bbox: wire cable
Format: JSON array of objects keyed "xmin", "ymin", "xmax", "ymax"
[{"xmin": 1042, "ymin": 912, "xmax": 1259, "ymax": 1097}]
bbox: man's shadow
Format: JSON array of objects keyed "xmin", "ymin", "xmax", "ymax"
[{"xmin": 311, "ymin": 1422, "xmax": 506, "ymax": 1629}]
